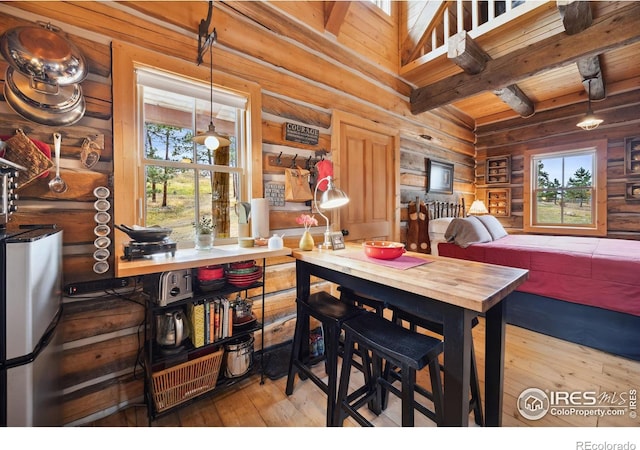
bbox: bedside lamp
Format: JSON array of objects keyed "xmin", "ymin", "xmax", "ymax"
[
  {"xmin": 314, "ymin": 176, "xmax": 349, "ymax": 249},
  {"xmin": 468, "ymin": 200, "xmax": 488, "ymax": 216}
]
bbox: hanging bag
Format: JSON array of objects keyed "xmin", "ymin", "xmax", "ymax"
[{"xmin": 284, "ymin": 167, "xmax": 313, "ymax": 202}]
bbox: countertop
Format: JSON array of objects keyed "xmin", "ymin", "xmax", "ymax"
[{"xmin": 116, "ymin": 244, "xmax": 292, "ymax": 277}]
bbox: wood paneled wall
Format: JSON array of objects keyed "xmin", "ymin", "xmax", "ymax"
[
  {"xmin": 0, "ymin": 2, "xmax": 472, "ymax": 425},
  {"xmin": 475, "ymin": 91, "xmax": 640, "ymax": 239}
]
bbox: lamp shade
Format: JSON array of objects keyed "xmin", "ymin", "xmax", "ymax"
[
  {"xmin": 576, "ymin": 113, "xmax": 603, "ymax": 131},
  {"xmin": 576, "ymin": 78, "xmax": 603, "ymax": 131},
  {"xmin": 468, "ymin": 200, "xmax": 488, "ymax": 215},
  {"xmin": 320, "ymin": 186, "xmax": 349, "ymax": 209},
  {"xmin": 314, "ymin": 175, "xmax": 349, "ymax": 249},
  {"xmin": 193, "ymin": 122, "xmax": 230, "ymax": 149}
]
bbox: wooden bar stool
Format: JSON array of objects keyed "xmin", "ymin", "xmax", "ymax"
[
  {"xmin": 285, "ymin": 291, "xmax": 365, "ymax": 426},
  {"xmin": 336, "ymin": 288, "xmax": 483, "ymax": 425},
  {"xmin": 334, "ymin": 311, "xmax": 444, "ymax": 427},
  {"xmin": 388, "ymin": 307, "xmax": 485, "ymax": 426}
]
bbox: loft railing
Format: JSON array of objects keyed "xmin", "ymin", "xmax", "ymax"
[{"xmin": 404, "ymin": 0, "xmax": 540, "ymax": 66}]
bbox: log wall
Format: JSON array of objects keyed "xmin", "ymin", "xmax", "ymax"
[
  {"xmin": 475, "ymin": 89, "xmax": 640, "ymax": 239},
  {"xmin": 0, "ymin": 2, "xmax": 473, "ymax": 425}
]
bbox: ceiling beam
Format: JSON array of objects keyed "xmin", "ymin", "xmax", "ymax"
[
  {"xmin": 410, "ymin": 2, "xmax": 640, "ymax": 115},
  {"xmin": 324, "ymin": 1, "xmax": 350, "ymax": 37},
  {"xmin": 557, "ymin": 0, "xmax": 605, "ymax": 100},
  {"xmin": 449, "ymin": 30, "xmax": 534, "ymax": 118}
]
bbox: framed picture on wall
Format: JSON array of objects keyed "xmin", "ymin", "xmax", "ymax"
[{"xmin": 426, "ymin": 158, "xmax": 454, "ymax": 195}]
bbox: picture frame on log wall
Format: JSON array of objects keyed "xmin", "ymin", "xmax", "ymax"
[{"xmin": 426, "ymin": 158, "xmax": 454, "ymax": 195}]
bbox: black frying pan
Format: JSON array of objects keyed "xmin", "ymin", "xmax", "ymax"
[{"xmin": 115, "ymin": 224, "xmax": 172, "ymax": 242}]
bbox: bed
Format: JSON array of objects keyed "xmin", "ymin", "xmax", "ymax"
[{"xmin": 425, "ymin": 204, "xmax": 640, "ymax": 361}]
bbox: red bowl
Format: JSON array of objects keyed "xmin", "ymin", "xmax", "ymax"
[
  {"xmin": 363, "ymin": 241, "xmax": 406, "ymax": 260},
  {"xmin": 230, "ymin": 260, "xmax": 255, "ymax": 270},
  {"xmin": 197, "ymin": 265, "xmax": 224, "ymax": 281}
]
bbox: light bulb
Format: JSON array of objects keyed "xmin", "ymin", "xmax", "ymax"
[{"xmin": 204, "ymin": 135, "xmax": 220, "ymax": 150}]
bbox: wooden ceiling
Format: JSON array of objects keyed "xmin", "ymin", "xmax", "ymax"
[
  {"xmin": 398, "ymin": 1, "xmax": 640, "ymax": 129},
  {"xmin": 326, "ymin": 1, "xmax": 635, "ymax": 131}
]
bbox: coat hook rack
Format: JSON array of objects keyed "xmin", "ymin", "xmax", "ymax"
[{"xmin": 264, "ymin": 151, "xmax": 326, "ymax": 174}]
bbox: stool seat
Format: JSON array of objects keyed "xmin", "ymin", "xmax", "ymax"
[
  {"xmin": 345, "ymin": 313, "xmax": 443, "ymax": 369},
  {"xmin": 338, "ymin": 286, "xmax": 386, "ymax": 316},
  {"xmin": 301, "ymin": 290, "xmax": 365, "ymax": 323},
  {"xmin": 335, "ymin": 312, "xmax": 444, "ymax": 427},
  {"xmin": 286, "ymin": 291, "xmax": 365, "ymax": 426}
]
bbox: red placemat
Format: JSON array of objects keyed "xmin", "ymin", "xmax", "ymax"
[{"xmin": 341, "ymin": 251, "xmax": 432, "ymax": 270}]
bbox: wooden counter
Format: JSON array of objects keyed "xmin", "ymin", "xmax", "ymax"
[{"xmin": 116, "ymin": 245, "xmax": 292, "ymax": 277}]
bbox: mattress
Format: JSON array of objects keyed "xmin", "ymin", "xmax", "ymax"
[{"xmin": 437, "ymin": 235, "xmax": 640, "ymax": 317}]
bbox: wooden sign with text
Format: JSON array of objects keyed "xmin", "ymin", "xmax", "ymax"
[{"xmin": 283, "ymin": 122, "xmax": 319, "ymax": 146}]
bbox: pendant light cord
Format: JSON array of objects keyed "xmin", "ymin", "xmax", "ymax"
[{"xmin": 209, "ymin": 37, "xmax": 213, "ymax": 124}]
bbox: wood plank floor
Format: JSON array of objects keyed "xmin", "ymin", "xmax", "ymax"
[{"xmin": 87, "ymin": 319, "xmax": 640, "ymax": 428}]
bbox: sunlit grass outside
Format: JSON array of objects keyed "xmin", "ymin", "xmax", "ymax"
[
  {"xmin": 535, "ymin": 201, "xmax": 593, "ymax": 225},
  {"xmin": 146, "ymin": 171, "xmax": 238, "ymax": 248}
]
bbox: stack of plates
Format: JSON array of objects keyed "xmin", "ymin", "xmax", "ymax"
[
  {"xmin": 226, "ymin": 262, "xmax": 263, "ymax": 287},
  {"xmin": 197, "ymin": 277, "xmax": 226, "ymax": 293}
]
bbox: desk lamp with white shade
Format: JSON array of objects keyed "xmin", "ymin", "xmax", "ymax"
[{"xmin": 314, "ymin": 176, "xmax": 349, "ymax": 249}]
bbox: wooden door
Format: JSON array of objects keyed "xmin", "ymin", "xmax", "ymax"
[{"xmin": 331, "ymin": 111, "xmax": 399, "ymax": 242}]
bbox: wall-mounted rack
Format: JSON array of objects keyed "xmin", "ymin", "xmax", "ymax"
[{"xmin": 263, "ymin": 150, "xmax": 327, "ymax": 174}]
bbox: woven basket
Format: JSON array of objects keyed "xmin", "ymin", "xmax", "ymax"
[
  {"xmin": 3, "ymin": 129, "xmax": 54, "ymax": 189},
  {"xmin": 151, "ymin": 348, "xmax": 224, "ymax": 413}
]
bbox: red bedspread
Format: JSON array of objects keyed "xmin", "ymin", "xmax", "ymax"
[{"xmin": 438, "ymin": 235, "xmax": 640, "ymax": 317}]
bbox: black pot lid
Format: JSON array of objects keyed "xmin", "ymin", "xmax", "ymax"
[{"xmin": 0, "ymin": 24, "xmax": 87, "ymax": 86}]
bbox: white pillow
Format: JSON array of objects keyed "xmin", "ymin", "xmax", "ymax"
[
  {"xmin": 428, "ymin": 218, "xmax": 454, "ymax": 236},
  {"xmin": 475, "ymin": 215, "xmax": 508, "ymax": 240},
  {"xmin": 428, "ymin": 218, "xmax": 454, "ymax": 256}
]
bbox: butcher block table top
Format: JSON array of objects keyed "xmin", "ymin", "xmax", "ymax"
[{"xmin": 292, "ymin": 243, "xmax": 528, "ymax": 313}]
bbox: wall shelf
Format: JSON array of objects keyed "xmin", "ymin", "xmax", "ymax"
[
  {"xmin": 624, "ymin": 137, "xmax": 640, "ymax": 176},
  {"xmin": 486, "ymin": 155, "xmax": 511, "ymax": 184},
  {"xmin": 487, "ymin": 188, "xmax": 510, "ymax": 216}
]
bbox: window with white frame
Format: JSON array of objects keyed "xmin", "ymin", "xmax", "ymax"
[
  {"xmin": 523, "ymin": 140, "xmax": 607, "ymax": 236},
  {"xmin": 368, "ymin": 0, "xmax": 391, "ymax": 15},
  {"xmin": 532, "ymin": 150, "xmax": 595, "ymax": 226},
  {"xmin": 137, "ymin": 68, "xmax": 248, "ymax": 248}
]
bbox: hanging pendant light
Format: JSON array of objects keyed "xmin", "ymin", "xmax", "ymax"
[
  {"xmin": 193, "ymin": 4, "xmax": 230, "ymax": 150},
  {"xmin": 576, "ymin": 78, "xmax": 604, "ymax": 131}
]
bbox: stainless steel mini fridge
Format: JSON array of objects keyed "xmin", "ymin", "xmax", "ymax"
[{"xmin": 0, "ymin": 227, "xmax": 63, "ymax": 426}]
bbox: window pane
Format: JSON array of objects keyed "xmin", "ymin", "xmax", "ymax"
[
  {"xmin": 145, "ymin": 123, "xmax": 194, "ymax": 163},
  {"xmin": 140, "ymin": 71, "xmax": 246, "ymax": 247},
  {"xmin": 535, "ymin": 194, "xmax": 562, "ymax": 224},
  {"xmin": 145, "ymin": 165, "xmax": 197, "ymax": 248},
  {"xmin": 562, "ymin": 188, "xmax": 593, "ymax": 224},
  {"xmin": 533, "ymin": 151, "xmax": 595, "ymax": 226}
]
